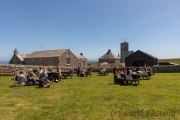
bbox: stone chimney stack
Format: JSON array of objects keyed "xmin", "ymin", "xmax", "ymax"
[
  {"xmin": 107, "ymin": 49, "xmax": 111, "ymax": 54},
  {"xmin": 80, "ymin": 53, "xmax": 83, "ymax": 56},
  {"xmin": 14, "ymin": 48, "xmax": 18, "ymax": 55}
]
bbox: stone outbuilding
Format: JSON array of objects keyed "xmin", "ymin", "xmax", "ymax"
[
  {"xmin": 9, "ymin": 48, "xmax": 85, "ymax": 68},
  {"xmin": 125, "ymin": 50, "xmax": 158, "ymax": 67},
  {"xmin": 99, "ymin": 49, "xmax": 120, "ymax": 67},
  {"xmin": 9, "ymin": 49, "xmax": 28, "ymax": 64},
  {"xmin": 75, "ymin": 53, "xmax": 87, "ymax": 67}
]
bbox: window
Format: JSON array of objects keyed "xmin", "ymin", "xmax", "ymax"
[{"xmin": 67, "ymin": 58, "xmax": 70, "ymax": 64}]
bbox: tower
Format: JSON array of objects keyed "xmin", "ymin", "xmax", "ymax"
[{"xmin": 120, "ymin": 41, "xmax": 129, "ymax": 62}]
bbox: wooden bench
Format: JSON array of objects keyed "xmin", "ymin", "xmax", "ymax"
[
  {"xmin": 85, "ymin": 71, "xmax": 92, "ymax": 77},
  {"xmin": 141, "ymin": 74, "xmax": 150, "ymax": 80},
  {"xmin": 125, "ymin": 79, "xmax": 140, "ymax": 85},
  {"xmin": 0, "ymin": 68, "xmax": 15, "ymax": 76},
  {"xmin": 61, "ymin": 72, "xmax": 73, "ymax": 79},
  {"xmin": 98, "ymin": 71, "xmax": 109, "ymax": 76},
  {"xmin": 115, "ymin": 78, "xmax": 140, "ymax": 85}
]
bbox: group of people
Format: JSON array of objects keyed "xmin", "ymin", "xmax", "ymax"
[
  {"xmin": 77, "ymin": 65, "xmax": 88, "ymax": 77},
  {"xmin": 113, "ymin": 65, "xmax": 153, "ymax": 83},
  {"xmin": 10, "ymin": 66, "xmax": 78, "ymax": 88},
  {"xmin": 99, "ymin": 68, "xmax": 107, "ymax": 75},
  {"xmin": 10, "ymin": 70, "xmax": 53, "ymax": 88}
]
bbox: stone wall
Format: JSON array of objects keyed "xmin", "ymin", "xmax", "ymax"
[
  {"xmin": 152, "ymin": 65, "xmax": 180, "ymax": 73},
  {"xmin": 0, "ymin": 64, "xmax": 70, "ymax": 75},
  {"xmin": 1, "ymin": 64, "xmax": 180, "ymax": 75}
]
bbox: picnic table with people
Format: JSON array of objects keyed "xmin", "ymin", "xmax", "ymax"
[
  {"xmin": 99, "ymin": 68, "xmax": 108, "ymax": 75},
  {"xmin": 114, "ymin": 65, "xmax": 157, "ymax": 85}
]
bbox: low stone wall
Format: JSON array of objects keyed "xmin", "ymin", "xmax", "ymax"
[
  {"xmin": 0, "ymin": 64, "xmax": 180, "ymax": 74},
  {"xmin": 152, "ymin": 65, "xmax": 180, "ymax": 73},
  {"xmin": 0, "ymin": 64, "xmax": 69, "ymax": 75},
  {"xmin": 93, "ymin": 65, "xmax": 180, "ymax": 73}
]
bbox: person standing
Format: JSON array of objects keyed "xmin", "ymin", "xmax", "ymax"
[
  {"xmin": 77, "ymin": 65, "xmax": 80, "ymax": 76},
  {"xmin": 113, "ymin": 67, "xmax": 118, "ymax": 83}
]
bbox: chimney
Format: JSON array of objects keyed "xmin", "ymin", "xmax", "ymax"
[
  {"xmin": 80, "ymin": 53, "xmax": 83, "ymax": 56},
  {"xmin": 14, "ymin": 48, "xmax": 18, "ymax": 55},
  {"xmin": 107, "ymin": 49, "xmax": 111, "ymax": 54}
]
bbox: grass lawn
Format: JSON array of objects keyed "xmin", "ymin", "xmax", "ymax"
[{"xmin": 0, "ymin": 73, "xmax": 180, "ymax": 120}]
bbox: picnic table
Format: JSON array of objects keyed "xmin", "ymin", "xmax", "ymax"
[
  {"xmin": 47, "ymin": 72, "xmax": 73, "ymax": 80},
  {"xmin": 116, "ymin": 74, "xmax": 140, "ymax": 85},
  {"xmin": 61, "ymin": 71, "xmax": 73, "ymax": 79},
  {"xmin": 85, "ymin": 71, "xmax": 92, "ymax": 77},
  {"xmin": 98, "ymin": 71, "xmax": 108, "ymax": 76},
  {"xmin": 47, "ymin": 72, "xmax": 60, "ymax": 81}
]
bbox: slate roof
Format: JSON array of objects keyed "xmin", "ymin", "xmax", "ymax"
[
  {"xmin": 126, "ymin": 50, "xmax": 157, "ymax": 59},
  {"xmin": 99, "ymin": 50, "xmax": 120, "ymax": 59},
  {"xmin": 138, "ymin": 50, "xmax": 157, "ymax": 58},
  {"xmin": 76, "ymin": 55, "xmax": 86, "ymax": 59},
  {"xmin": 17, "ymin": 54, "xmax": 28, "ymax": 61},
  {"xmin": 25, "ymin": 49, "xmax": 68, "ymax": 58}
]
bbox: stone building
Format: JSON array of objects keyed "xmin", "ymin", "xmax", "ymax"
[
  {"xmin": 125, "ymin": 50, "xmax": 158, "ymax": 67},
  {"xmin": 9, "ymin": 49, "xmax": 28, "ymax": 64},
  {"xmin": 75, "ymin": 53, "xmax": 87, "ymax": 67},
  {"xmin": 120, "ymin": 41, "xmax": 133, "ymax": 62},
  {"xmin": 99, "ymin": 49, "xmax": 120, "ymax": 67},
  {"xmin": 9, "ymin": 48, "xmax": 86, "ymax": 68}
]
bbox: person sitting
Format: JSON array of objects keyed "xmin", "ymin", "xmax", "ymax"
[
  {"xmin": 102, "ymin": 68, "xmax": 107, "ymax": 75},
  {"xmin": 37, "ymin": 67, "xmax": 43, "ymax": 80},
  {"xmin": 47, "ymin": 67, "xmax": 53, "ymax": 72},
  {"xmin": 39, "ymin": 72, "xmax": 54, "ymax": 88},
  {"xmin": 125, "ymin": 68, "xmax": 133, "ymax": 80},
  {"xmin": 69, "ymin": 67, "xmax": 73, "ymax": 74},
  {"xmin": 10, "ymin": 70, "xmax": 27, "ymax": 87},
  {"xmin": 113, "ymin": 67, "xmax": 118, "ymax": 83},
  {"xmin": 79, "ymin": 69, "xmax": 87, "ymax": 77},
  {"xmin": 136, "ymin": 66, "xmax": 143, "ymax": 75},
  {"xmin": 99, "ymin": 68, "xmax": 103, "ymax": 75},
  {"xmin": 39, "ymin": 69, "xmax": 48, "ymax": 79},
  {"xmin": 142, "ymin": 67, "xmax": 148, "ymax": 76},
  {"xmin": 52, "ymin": 66, "xmax": 61, "ymax": 82},
  {"xmin": 147, "ymin": 66, "xmax": 153, "ymax": 75},
  {"xmin": 120, "ymin": 68, "xmax": 126, "ymax": 74},
  {"xmin": 26, "ymin": 72, "xmax": 38, "ymax": 86}
]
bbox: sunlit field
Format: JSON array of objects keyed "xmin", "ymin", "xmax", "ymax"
[{"xmin": 0, "ymin": 72, "xmax": 180, "ymax": 120}]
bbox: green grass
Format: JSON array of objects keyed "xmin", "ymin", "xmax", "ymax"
[
  {"xmin": 0, "ymin": 73, "xmax": 180, "ymax": 120},
  {"xmin": 159, "ymin": 58, "xmax": 180, "ymax": 65}
]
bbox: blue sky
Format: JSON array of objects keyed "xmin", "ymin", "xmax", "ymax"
[{"xmin": 0, "ymin": 0, "xmax": 180, "ymax": 61}]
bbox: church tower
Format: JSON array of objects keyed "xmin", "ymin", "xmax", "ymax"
[{"xmin": 120, "ymin": 41, "xmax": 129, "ymax": 62}]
